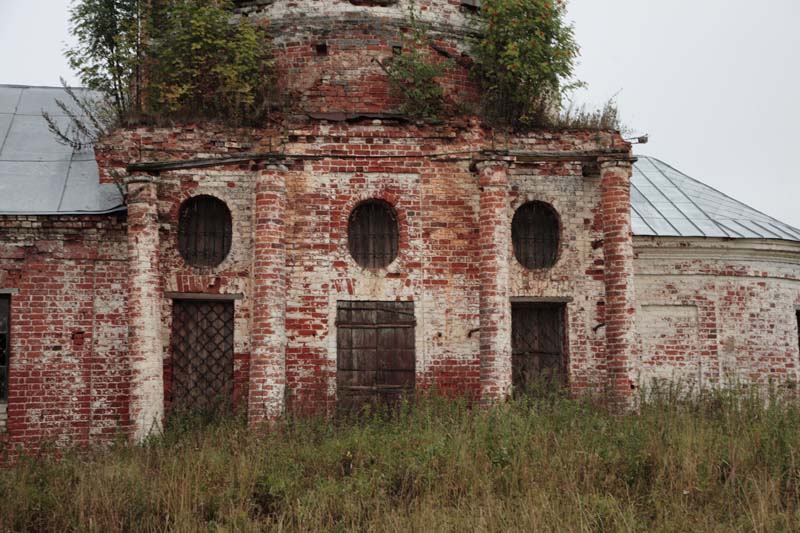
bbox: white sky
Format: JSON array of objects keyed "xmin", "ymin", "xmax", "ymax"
[{"xmin": 1, "ymin": 0, "xmax": 799, "ymax": 227}]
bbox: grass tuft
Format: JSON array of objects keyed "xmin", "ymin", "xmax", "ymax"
[{"xmin": 550, "ymin": 98, "xmax": 628, "ymax": 133}]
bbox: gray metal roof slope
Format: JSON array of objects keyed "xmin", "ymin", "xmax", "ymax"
[
  {"xmin": 0, "ymin": 84, "xmax": 124, "ymax": 215},
  {"xmin": 631, "ymin": 155, "xmax": 800, "ymax": 242}
]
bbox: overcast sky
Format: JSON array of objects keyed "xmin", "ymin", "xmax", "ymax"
[{"xmin": 1, "ymin": 0, "xmax": 799, "ymax": 227}]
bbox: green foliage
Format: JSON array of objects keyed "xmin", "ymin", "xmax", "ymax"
[
  {"xmin": 145, "ymin": 0, "xmax": 275, "ymax": 125},
  {"xmin": 65, "ymin": 0, "xmax": 142, "ymax": 121},
  {"xmin": 60, "ymin": 0, "xmax": 274, "ymax": 130},
  {"xmin": 379, "ymin": 4, "xmax": 450, "ymax": 122},
  {"xmin": 1, "ymin": 391, "xmax": 800, "ymax": 531},
  {"xmin": 469, "ymin": 0, "xmax": 583, "ymax": 129}
]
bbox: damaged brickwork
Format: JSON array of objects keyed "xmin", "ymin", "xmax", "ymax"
[
  {"xmin": 96, "ymin": 120, "xmax": 636, "ymax": 438},
  {"xmin": 0, "ymin": 0, "xmax": 798, "ymax": 450},
  {"xmin": 634, "ymin": 238, "xmax": 800, "ymax": 388},
  {"xmin": 0, "ymin": 216, "xmax": 129, "ymax": 447}
]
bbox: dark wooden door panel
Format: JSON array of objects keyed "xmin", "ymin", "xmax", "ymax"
[
  {"xmin": 171, "ymin": 300, "xmax": 235, "ymax": 412},
  {"xmin": 378, "ymin": 370, "xmax": 415, "ymax": 388},
  {"xmin": 511, "ymin": 302, "xmax": 566, "ymax": 395},
  {"xmin": 378, "ymin": 350, "xmax": 415, "ymax": 371},
  {"xmin": 337, "ymin": 301, "xmax": 415, "ymax": 412},
  {"xmin": 0, "ymin": 296, "xmax": 9, "ymax": 401}
]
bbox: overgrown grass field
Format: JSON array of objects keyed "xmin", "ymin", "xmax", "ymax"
[{"xmin": 1, "ymin": 390, "xmax": 799, "ymax": 532}]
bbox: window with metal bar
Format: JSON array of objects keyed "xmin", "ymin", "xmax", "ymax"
[
  {"xmin": 348, "ymin": 200, "xmax": 399, "ymax": 268},
  {"xmin": 512, "ymin": 201, "xmax": 560, "ymax": 270},
  {"xmin": 0, "ymin": 296, "xmax": 9, "ymax": 402},
  {"xmin": 178, "ymin": 195, "xmax": 233, "ymax": 267}
]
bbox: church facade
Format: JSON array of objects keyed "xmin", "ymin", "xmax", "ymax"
[{"xmin": 1, "ymin": 0, "xmax": 799, "ymax": 449}]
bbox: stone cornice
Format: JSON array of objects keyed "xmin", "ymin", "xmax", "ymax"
[{"xmin": 634, "ymin": 236, "xmax": 800, "ymax": 265}]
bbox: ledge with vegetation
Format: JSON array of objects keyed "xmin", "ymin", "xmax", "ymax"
[{"xmin": 49, "ymin": 0, "xmax": 624, "ymax": 150}]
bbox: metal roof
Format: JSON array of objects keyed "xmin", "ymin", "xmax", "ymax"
[
  {"xmin": 1, "ymin": 85, "xmax": 798, "ymax": 242},
  {"xmin": 631, "ymin": 155, "xmax": 800, "ymax": 242},
  {"xmin": 0, "ymin": 84, "xmax": 124, "ymax": 215}
]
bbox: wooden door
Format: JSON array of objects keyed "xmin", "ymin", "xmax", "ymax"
[
  {"xmin": 511, "ymin": 302, "xmax": 566, "ymax": 396},
  {"xmin": 170, "ymin": 300, "xmax": 235, "ymax": 413},
  {"xmin": 0, "ymin": 296, "xmax": 8, "ymax": 401},
  {"xmin": 336, "ymin": 301, "xmax": 415, "ymax": 412}
]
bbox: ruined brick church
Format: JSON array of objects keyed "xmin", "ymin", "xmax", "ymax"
[{"xmin": 1, "ymin": 0, "xmax": 799, "ymax": 448}]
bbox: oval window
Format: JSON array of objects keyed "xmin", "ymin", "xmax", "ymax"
[
  {"xmin": 512, "ymin": 201, "xmax": 560, "ymax": 269},
  {"xmin": 348, "ymin": 199, "xmax": 399, "ymax": 268},
  {"xmin": 178, "ymin": 195, "xmax": 233, "ymax": 267}
]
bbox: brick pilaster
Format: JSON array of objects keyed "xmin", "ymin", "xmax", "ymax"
[
  {"xmin": 477, "ymin": 161, "xmax": 512, "ymax": 402},
  {"xmin": 249, "ymin": 165, "xmax": 288, "ymax": 424},
  {"xmin": 600, "ymin": 159, "xmax": 637, "ymax": 405},
  {"xmin": 125, "ymin": 176, "xmax": 163, "ymax": 441}
]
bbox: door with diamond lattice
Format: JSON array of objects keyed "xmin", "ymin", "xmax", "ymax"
[
  {"xmin": 511, "ymin": 302, "xmax": 566, "ymax": 396},
  {"xmin": 170, "ymin": 300, "xmax": 234, "ymax": 413}
]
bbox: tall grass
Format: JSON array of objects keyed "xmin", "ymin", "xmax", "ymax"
[
  {"xmin": 1, "ymin": 389, "xmax": 799, "ymax": 532},
  {"xmin": 550, "ymin": 98, "xmax": 627, "ymax": 133}
]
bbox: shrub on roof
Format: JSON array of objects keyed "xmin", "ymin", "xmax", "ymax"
[
  {"xmin": 469, "ymin": 0, "xmax": 585, "ymax": 129},
  {"xmin": 144, "ymin": 0, "xmax": 275, "ymax": 125},
  {"xmin": 58, "ymin": 0, "xmax": 274, "ymax": 130}
]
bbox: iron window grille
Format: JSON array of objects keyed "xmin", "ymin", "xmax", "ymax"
[
  {"xmin": 178, "ymin": 195, "xmax": 233, "ymax": 268},
  {"xmin": 348, "ymin": 199, "xmax": 399, "ymax": 268},
  {"xmin": 512, "ymin": 201, "xmax": 560, "ymax": 270},
  {"xmin": 0, "ymin": 296, "xmax": 9, "ymax": 401}
]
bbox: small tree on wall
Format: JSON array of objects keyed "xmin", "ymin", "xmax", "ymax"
[
  {"xmin": 43, "ymin": 0, "xmax": 143, "ymax": 150},
  {"xmin": 469, "ymin": 0, "xmax": 583, "ymax": 129},
  {"xmin": 146, "ymin": 0, "xmax": 275, "ymax": 125},
  {"xmin": 46, "ymin": 0, "xmax": 275, "ymax": 148},
  {"xmin": 383, "ymin": 0, "xmax": 602, "ymax": 130},
  {"xmin": 377, "ymin": 3, "xmax": 451, "ymax": 122},
  {"xmin": 64, "ymin": 0, "xmax": 143, "ymax": 123}
]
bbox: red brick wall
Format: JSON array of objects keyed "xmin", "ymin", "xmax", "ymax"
[
  {"xmin": 126, "ymin": 178, "xmax": 164, "ymax": 440},
  {"xmin": 478, "ymin": 161, "xmax": 512, "ymax": 401},
  {"xmin": 242, "ymin": 0, "xmax": 478, "ymax": 116},
  {"xmin": 8, "ymin": 122, "xmax": 800, "ymax": 451},
  {"xmin": 0, "ymin": 215, "xmax": 129, "ymax": 451},
  {"xmin": 250, "ymin": 167, "xmax": 288, "ymax": 423},
  {"xmin": 509, "ymin": 162, "xmax": 608, "ymax": 394},
  {"xmin": 600, "ymin": 160, "xmax": 637, "ymax": 403},
  {"xmin": 96, "ymin": 124, "xmax": 630, "ymax": 420},
  {"xmin": 155, "ymin": 168, "xmax": 260, "ymax": 417}
]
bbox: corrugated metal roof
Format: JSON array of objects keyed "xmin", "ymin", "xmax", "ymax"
[
  {"xmin": 631, "ymin": 156, "xmax": 800, "ymax": 242},
  {"xmin": 0, "ymin": 84, "xmax": 124, "ymax": 215}
]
